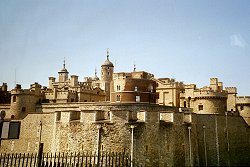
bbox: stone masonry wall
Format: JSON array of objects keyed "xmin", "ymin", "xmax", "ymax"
[
  {"xmin": 1, "ymin": 102, "xmax": 249, "ymax": 166},
  {"xmin": 196, "ymin": 114, "xmax": 250, "ymax": 166},
  {"xmin": 0, "ymin": 113, "xmax": 54, "ymax": 153}
]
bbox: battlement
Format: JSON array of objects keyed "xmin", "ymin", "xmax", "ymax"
[
  {"xmin": 11, "ymin": 89, "xmax": 34, "ymax": 95},
  {"xmin": 49, "ymin": 77, "xmax": 56, "ymax": 81},
  {"xmin": 113, "ymin": 72, "xmax": 131, "ymax": 79},
  {"xmin": 113, "ymin": 71, "xmax": 154, "ymax": 80},
  {"xmin": 184, "ymin": 84, "xmax": 196, "ymax": 89},
  {"xmin": 0, "ymin": 83, "xmax": 8, "ymax": 92},
  {"xmin": 157, "ymin": 78, "xmax": 184, "ymax": 87},
  {"xmin": 236, "ymin": 96, "xmax": 250, "ymax": 104},
  {"xmin": 132, "ymin": 71, "xmax": 154, "ymax": 79},
  {"xmin": 210, "ymin": 78, "xmax": 218, "ymax": 85},
  {"xmin": 225, "ymin": 87, "xmax": 237, "ymax": 94},
  {"xmin": 193, "ymin": 89, "xmax": 227, "ymax": 98}
]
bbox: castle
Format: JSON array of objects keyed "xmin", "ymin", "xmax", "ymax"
[{"xmin": 0, "ymin": 51, "xmax": 249, "ymax": 166}]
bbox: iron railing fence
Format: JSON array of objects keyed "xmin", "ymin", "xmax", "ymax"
[{"xmin": 0, "ymin": 151, "xmax": 142, "ymax": 167}]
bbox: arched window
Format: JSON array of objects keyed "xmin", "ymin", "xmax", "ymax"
[{"xmin": 116, "ymin": 95, "xmax": 121, "ymax": 102}]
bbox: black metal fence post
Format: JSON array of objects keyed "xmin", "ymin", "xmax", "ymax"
[{"xmin": 37, "ymin": 143, "xmax": 43, "ymax": 167}]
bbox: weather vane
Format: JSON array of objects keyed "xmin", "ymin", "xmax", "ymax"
[{"xmin": 107, "ymin": 48, "xmax": 109, "ymax": 59}]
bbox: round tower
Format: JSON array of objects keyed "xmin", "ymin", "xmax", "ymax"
[
  {"xmin": 191, "ymin": 90, "xmax": 228, "ymax": 114},
  {"xmin": 10, "ymin": 84, "xmax": 41, "ymax": 119},
  {"xmin": 101, "ymin": 49, "xmax": 114, "ymax": 101},
  {"xmin": 10, "ymin": 84, "xmax": 30, "ymax": 119}
]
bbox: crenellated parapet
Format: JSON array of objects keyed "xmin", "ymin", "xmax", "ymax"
[
  {"xmin": 236, "ymin": 96, "xmax": 250, "ymax": 104},
  {"xmin": 193, "ymin": 90, "xmax": 227, "ymax": 99},
  {"xmin": 225, "ymin": 87, "xmax": 237, "ymax": 94},
  {"xmin": 9, "ymin": 83, "xmax": 44, "ymax": 119}
]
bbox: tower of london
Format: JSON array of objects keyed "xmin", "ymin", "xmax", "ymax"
[{"xmin": 0, "ymin": 51, "xmax": 249, "ymax": 166}]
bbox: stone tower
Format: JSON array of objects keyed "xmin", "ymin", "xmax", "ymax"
[
  {"xmin": 10, "ymin": 83, "xmax": 42, "ymax": 119},
  {"xmin": 101, "ymin": 49, "xmax": 114, "ymax": 101},
  {"xmin": 58, "ymin": 59, "xmax": 69, "ymax": 82},
  {"xmin": 225, "ymin": 87, "xmax": 237, "ymax": 112}
]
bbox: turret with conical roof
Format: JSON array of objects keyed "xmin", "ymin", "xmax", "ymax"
[{"xmin": 100, "ymin": 49, "xmax": 114, "ymax": 101}]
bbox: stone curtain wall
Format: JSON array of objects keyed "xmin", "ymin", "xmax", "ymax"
[
  {"xmin": 1, "ymin": 103, "xmax": 249, "ymax": 166},
  {"xmin": 196, "ymin": 114, "xmax": 250, "ymax": 166},
  {"xmin": 0, "ymin": 113, "xmax": 54, "ymax": 153}
]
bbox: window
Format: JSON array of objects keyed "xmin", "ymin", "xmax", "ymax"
[
  {"xmin": 134, "ymin": 86, "xmax": 138, "ymax": 91},
  {"xmin": 9, "ymin": 122, "xmax": 21, "ymax": 139},
  {"xmin": 13, "ymin": 96, "xmax": 16, "ymax": 103},
  {"xmin": 136, "ymin": 96, "xmax": 140, "ymax": 102},
  {"xmin": 150, "ymin": 86, "xmax": 154, "ymax": 92},
  {"xmin": 240, "ymin": 106, "xmax": 244, "ymax": 110},
  {"xmin": 117, "ymin": 85, "xmax": 120, "ymax": 91},
  {"xmin": 116, "ymin": 95, "xmax": 121, "ymax": 102},
  {"xmin": 69, "ymin": 111, "xmax": 80, "ymax": 121},
  {"xmin": 56, "ymin": 112, "xmax": 61, "ymax": 121},
  {"xmin": 198, "ymin": 105, "xmax": 203, "ymax": 111},
  {"xmin": 166, "ymin": 145, "xmax": 170, "ymax": 152},
  {"xmin": 145, "ymin": 145, "xmax": 148, "ymax": 153},
  {"xmin": 184, "ymin": 101, "xmax": 187, "ymax": 108},
  {"xmin": 108, "ymin": 72, "xmax": 110, "ymax": 75},
  {"xmin": 95, "ymin": 111, "xmax": 105, "ymax": 121},
  {"xmin": 22, "ymin": 107, "xmax": 26, "ymax": 112}
]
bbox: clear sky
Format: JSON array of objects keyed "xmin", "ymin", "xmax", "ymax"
[{"xmin": 0, "ymin": 0, "xmax": 249, "ymax": 95}]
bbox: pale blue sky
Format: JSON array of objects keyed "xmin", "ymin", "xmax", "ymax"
[{"xmin": 0, "ymin": 0, "xmax": 249, "ymax": 95}]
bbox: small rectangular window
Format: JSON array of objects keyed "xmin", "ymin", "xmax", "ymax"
[
  {"xmin": 56, "ymin": 112, "xmax": 61, "ymax": 121},
  {"xmin": 69, "ymin": 111, "xmax": 80, "ymax": 121},
  {"xmin": 136, "ymin": 96, "xmax": 140, "ymax": 102},
  {"xmin": 198, "ymin": 105, "xmax": 203, "ymax": 111},
  {"xmin": 13, "ymin": 96, "xmax": 16, "ymax": 103},
  {"xmin": 134, "ymin": 86, "xmax": 138, "ymax": 91}
]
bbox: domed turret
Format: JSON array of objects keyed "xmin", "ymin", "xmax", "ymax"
[
  {"xmin": 100, "ymin": 49, "xmax": 114, "ymax": 101},
  {"xmin": 102, "ymin": 57, "xmax": 114, "ymax": 67},
  {"xmin": 101, "ymin": 49, "xmax": 114, "ymax": 68},
  {"xmin": 58, "ymin": 58, "xmax": 69, "ymax": 82},
  {"xmin": 101, "ymin": 49, "xmax": 114, "ymax": 82}
]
